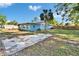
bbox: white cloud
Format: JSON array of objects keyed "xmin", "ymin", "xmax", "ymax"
[
  {"xmin": 0, "ymin": 3, "xmax": 13, "ymax": 8},
  {"xmin": 29, "ymin": 5, "xmax": 41, "ymax": 11}
]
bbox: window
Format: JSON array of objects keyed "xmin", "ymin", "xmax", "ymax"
[
  {"xmin": 33, "ymin": 25, "xmax": 35, "ymax": 28},
  {"xmin": 26, "ymin": 25, "xmax": 28, "ymax": 29},
  {"xmin": 23, "ymin": 25, "xmax": 25, "ymax": 28}
]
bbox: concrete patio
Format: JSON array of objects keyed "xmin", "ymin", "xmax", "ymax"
[{"xmin": 1, "ymin": 33, "xmax": 52, "ymax": 55}]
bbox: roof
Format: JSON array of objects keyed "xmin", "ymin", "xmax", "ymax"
[{"xmin": 18, "ymin": 21, "xmax": 45, "ymax": 25}]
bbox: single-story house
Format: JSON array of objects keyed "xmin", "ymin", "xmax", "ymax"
[{"xmin": 18, "ymin": 21, "xmax": 53, "ymax": 31}]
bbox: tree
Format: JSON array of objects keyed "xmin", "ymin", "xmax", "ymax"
[
  {"xmin": 43, "ymin": 9, "xmax": 48, "ymax": 30},
  {"xmin": 0, "ymin": 15, "xmax": 7, "ymax": 25},
  {"xmin": 40, "ymin": 13, "xmax": 44, "ymax": 21},
  {"xmin": 40, "ymin": 9, "xmax": 54, "ymax": 30},
  {"xmin": 40, "ymin": 9, "xmax": 48, "ymax": 30},
  {"xmin": 48, "ymin": 9, "xmax": 54, "ymax": 20},
  {"xmin": 48, "ymin": 19, "xmax": 59, "ymax": 26},
  {"xmin": 8, "ymin": 20, "xmax": 18, "ymax": 25},
  {"xmin": 48, "ymin": 9, "xmax": 59, "ymax": 26},
  {"xmin": 55, "ymin": 3, "xmax": 79, "ymax": 26},
  {"xmin": 0, "ymin": 14, "xmax": 18, "ymax": 25}
]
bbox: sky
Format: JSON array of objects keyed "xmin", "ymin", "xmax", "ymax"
[{"xmin": 0, "ymin": 3, "xmax": 62, "ymax": 23}]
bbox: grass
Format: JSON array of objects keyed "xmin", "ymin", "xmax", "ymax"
[
  {"xmin": 13, "ymin": 37, "xmax": 79, "ymax": 56},
  {"xmin": 0, "ymin": 29, "xmax": 79, "ymax": 56},
  {"xmin": 11, "ymin": 29, "xmax": 79, "ymax": 56},
  {"xmin": 47, "ymin": 29, "xmax": 79, "ymax": 41}
]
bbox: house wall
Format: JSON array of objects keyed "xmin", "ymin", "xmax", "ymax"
[
  {"xmin": 40, "ymin": 23, "xmax": 53, "ymax": 30},
  {"xmin": 29, "ymin": 24, "xmax": 40, "ymax": 31},
  {"xmin": 19, "ymin": 25, "xmax": 30, "ymax": 31},
  {"xmin": 19, "ymin": 24, "xmax": 40, "ymax": 31},
  {"xmin": 18, "ymin": 23, "xmax": 53, "ymax": 31}
]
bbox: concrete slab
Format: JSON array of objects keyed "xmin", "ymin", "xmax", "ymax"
[{"xmin": 2, "ymin": 33, "xmax": 52, "ymax": 55}]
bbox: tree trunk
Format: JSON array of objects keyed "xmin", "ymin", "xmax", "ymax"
[{"xmin": 44, "ymin": 20, "xmax": 46, "ymax": 30}]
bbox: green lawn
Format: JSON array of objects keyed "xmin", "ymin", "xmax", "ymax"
[{"xmin": 48, "ymin": 29, "xmax": 79, "ymax": 41}]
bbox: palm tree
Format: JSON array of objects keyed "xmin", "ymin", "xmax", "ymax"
[
  {"xmin": 48, "ymin": 9, "xmax": 54, "ymax": 20},
  {"xmin": 43, "ymin": 9, "xmax": 48, "ymax": 30},
  {"xmin": 40, "ymin": 9, "xmax": 54, "ymax": 30}
]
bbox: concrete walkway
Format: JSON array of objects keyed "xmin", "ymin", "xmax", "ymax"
[{"xmin": 2, "ymin": 34, "xmax": 52, "ymax": 55}]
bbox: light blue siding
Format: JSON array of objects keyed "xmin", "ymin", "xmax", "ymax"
[
  {"xmin": 19, "ymin": 24, "xmax": 40, "ymax": 31},
  {"xmin": 40, "ymin": 24, "xmax": 52, "ymax": 30},
  {"xmin": 19, "ymin": 23, "xmax": 53, "ymax": 31},
  {"xmin": 29, "ymin": 24, "xmax": 40, "ymax": 31}
]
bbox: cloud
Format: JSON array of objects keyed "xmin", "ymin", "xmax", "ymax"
[
  {"xmin": 29, "ymin": 5, "xmax": 41, "ymax": 11},
  {"xmin": 0, "ymin": 3, "xmax": 13, "ymax": 8}
]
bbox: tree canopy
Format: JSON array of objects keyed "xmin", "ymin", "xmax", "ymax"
[
  {"xmin": 0, "ymin": 15, "xmax": 7, "ymax": 25},
  {"xmin": 40, "ymin": 9, "xmax": 54, "ymax": 21},
  {"xmin": 7, "ymin": 20, "xmax": 18, "ymax": 25},
  {"xmin": 0, "ymin": 15, "xmax": 18, "ymax": 25},
  {"xmin": 55, "ymin": 3, "xmax": 79, "ymax": 26}
]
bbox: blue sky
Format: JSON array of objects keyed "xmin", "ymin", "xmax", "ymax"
[{"xmin": 0, "ymin": 3, "xmax": 62, "ymax": 23}]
